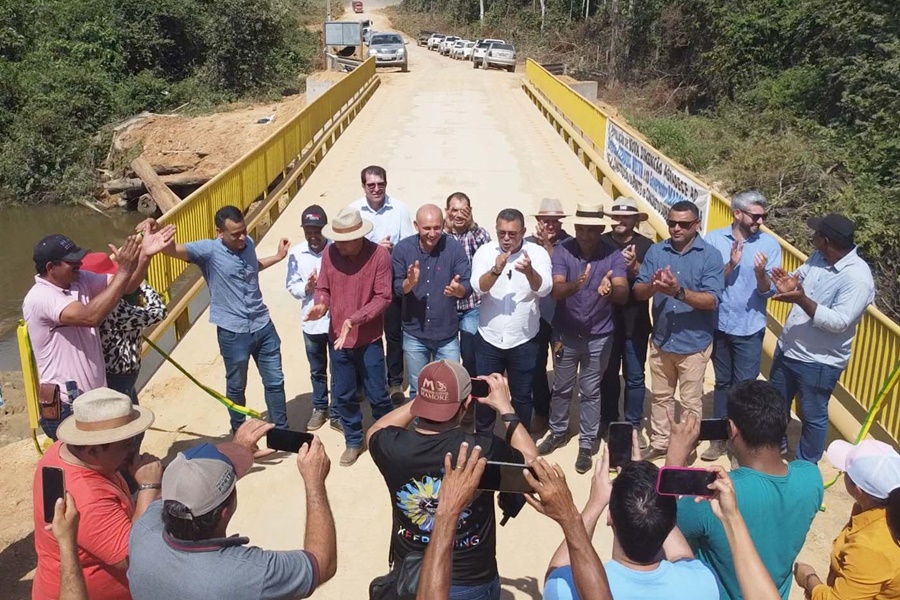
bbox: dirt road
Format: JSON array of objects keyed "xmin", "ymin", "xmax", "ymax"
[{"xmin": 0, "ymin": 4, "xmax": 854, "ymax": 598}]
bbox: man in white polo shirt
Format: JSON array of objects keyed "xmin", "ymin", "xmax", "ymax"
[{"xmin": 471, "ymin": 208, "xmax": 553, "ymax": 433}]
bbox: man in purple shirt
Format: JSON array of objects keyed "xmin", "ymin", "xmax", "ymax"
[{"xmin": 536, "ymin": 203, "xmax": 629, "ymax": 474}]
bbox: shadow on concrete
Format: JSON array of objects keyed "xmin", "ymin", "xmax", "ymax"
[
  {"xmin": 0, "ymin": 530, "xmax": 36, "ymax": 600},
  {"xmin": 500, "ymin": 575, "xmax": 541, "ymax": 599}
]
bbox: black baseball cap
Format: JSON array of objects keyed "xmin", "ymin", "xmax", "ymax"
[
  {"xmin": 808, "ymin": 213, "xmax": 855, "ymax": 247},
  {"xmin": 33, "ymin": 234, "xmax": 89, "ymax": 268},
  {"xmin": 301, "ymin": 205, "xmax": 327, "ymax": 228}
]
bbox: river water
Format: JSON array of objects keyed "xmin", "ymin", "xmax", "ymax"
[{"xmin": 0, "ymin": 205, "xmax": 142, "ymax": 370}]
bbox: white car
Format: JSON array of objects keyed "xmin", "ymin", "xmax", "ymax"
[
  {"xmin": 427, "ymin": 33, "xmax": 445, "ymax": 51},
  {"xmin": 450, "ymin": 39, "xmax": 468, "ymax": 59},
  {"xmin": 439, "ymin": 36, "xmax": 459, "ymax": 56},
  {"xmin": 461, "ymin": 41, "xmax": 476, "ymax": 60},
  {"xmin": 483, "ymin": 42, "xmax": 516, "ymax": 72},
  {"xmin": 472, "ymin": 38, "xmax": 506, "ymax": 68}
]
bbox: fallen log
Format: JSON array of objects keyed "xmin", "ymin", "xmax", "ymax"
[
  {"xmin": 130, "ymin": 157, "xmax": 181, "ymax": 213},
  {"xmin": 104, "ymin": 174, "xmax": 211, "ymax": 195},
  {"xmin": 125, "ymin": 163, "xmax": 194, "ymax": 177}
]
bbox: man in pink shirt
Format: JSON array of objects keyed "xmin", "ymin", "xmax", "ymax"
[
  {"xmin": 22, "ymin": 228, "xmax": 174, "ymax": 439},
  {"xmin": 305, "ymin": 207, "xmax": 393, "ymax": 467}
]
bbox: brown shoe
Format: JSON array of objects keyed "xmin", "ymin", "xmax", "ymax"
[
  {"xmin": 701, "ymin": 440, "xmax": 727, "ymax": 462},
  {"xmin": 640, "ymin": 446, "xmax": 667, "ymax": 461},
  {"xmin": 340, "ymin": 447, "xmax": 362, "ymax": 467}
]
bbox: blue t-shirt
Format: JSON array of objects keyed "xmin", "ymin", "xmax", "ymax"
[
  {"xmin": 677, "ymin": 461, "xmax": 824, "ymax": 600},
  {"xmin": 544, "ymin": 559, "xmax": 718, "ymax": 600}
]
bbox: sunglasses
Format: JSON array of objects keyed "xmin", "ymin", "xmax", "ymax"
[
  {"xmin": 365, "ymin": 182, "xmax": 387, "ymax": 190},
  {"xmin": 496, "ymin": 230, "xmax": 522, "ymax": 239},
  {"xmin": 666, "ymin": 219, "xmax": 698, "ymax": 230},
  {"xmin": 743, "ymin": 211, "xmax": 768, "ymax": 222}
]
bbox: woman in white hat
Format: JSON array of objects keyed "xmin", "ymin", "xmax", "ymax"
[{"xmin": 794, "ymin": 439, "xmax": 900, "ymax": 599}]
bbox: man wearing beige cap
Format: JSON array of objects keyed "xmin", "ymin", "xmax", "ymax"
[
  {"xmin": 367, "ymin": 362, "xmax": 538, "ymax": 600},
  {"xmin": 32, "ymin": 387, "xmax": 161, "ymax": 600},
  {"xmin": 128, "ymin": 421, "xmax": 337, "ymax": 600},
  {"xmin": 306, "ymin": 207, "xmax": 393, "ymax": 466}
]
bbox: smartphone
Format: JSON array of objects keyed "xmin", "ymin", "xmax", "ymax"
[
  {"xmin": 607, "ymin": 422, "xmax": 633, "ymax": 470},
  {"xmin": 266, "ymin": 428, "xmax": 314, "ymax": 453},
  {"xmin": 699, "ymin": 418, "xmax": 730, "ymax": 441},
  {"xmin": 42, "ymin": 466, "xmax": 65, "ymax": 523},
  {"xmin": 470, "ymin": 379, "xmax": 490, "ymax": 398},
  {"xmin": 656, "ymin": 467, "xmax": 717, "ymax": 497},
  {"xmin": 477, "ymin": 461, "xmax": 536, "ymax": 494}
]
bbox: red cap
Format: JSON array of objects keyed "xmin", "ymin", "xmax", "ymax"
[
  {"xmin": 410, "ymin": 360, "xmax": 472, "ymax": 422},
  {"xmin": 80, "ymin": 252, "xmax": 118, "ymax": 275}
]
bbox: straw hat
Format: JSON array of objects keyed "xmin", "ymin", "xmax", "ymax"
[
  {"xmin": 532, "ymin": 198, "xmax": 569, "ymax": 218},
  {"xmin": 563, "ymin": 202, "xmax": 615, "ymax": 226},
  {"xmin": 57, "ymin": 387, "xmax": 154, "ymax": 446},
  {"xmin": 607, "ymin": 197, "xmax": 649, "ymax": 221},
  {"xmin": 322, "ymin": 208, "xmax": 374, "ymax": 242}
]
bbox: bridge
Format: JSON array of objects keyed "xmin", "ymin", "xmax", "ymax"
[{"xmin": 7, "ymin": 9, "xmax": 898, "ymax": 598}]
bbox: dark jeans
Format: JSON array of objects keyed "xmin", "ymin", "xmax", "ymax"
[
  {"xmin": 332, "ymin": 340, "xmax": 393, "ymax": 448},
  {"xmin": 458, "ymin": 307, "xmax": 480, "ymax": 378},
  {"xmin": 711, "ymin": 328, "xmax": 765, "ymax": 419},
  {"xmin": 532, "ymin": 318, "xmax": 553, "ymax": 419},
  {"xmin": 106, "ymin": 372, "xmax": 139, "ymax": 405},
  {"xmin": 217, "ymin": 320, "xmax": 288, "ymax": 432},
  {"xmin": 384, "ymin": 296, "xmax": 404, "ymax": 388},
  {"xmin": 449, "ymin": 575, "xmax": 501, "ymax": 600},
  {"xmin": 475, "ymin": 333, "xmax": 538, "ymax": 432},
  {"xmin": 768, "ymin": 349, "xmax": 843, "ymax": 463},
  {"xmin": 40, "ymin": 399, "xmax": 74, "ymax": 442},
  {"xmin": 599, "ymin": 330, "xmax": 650, "ymax": 428},
  {"xmin": 303, "ymin": 332, "xmax": 337, "ymax": 418}
]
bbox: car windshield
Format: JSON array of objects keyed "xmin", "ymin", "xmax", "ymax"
[
  {"xmin": 476, "ymin": 42, "xmax": 489, "ymax": 48},
  {"xmin": 466, "ymin": 42, "xmax": 475, "ymax": 47},
  {"xmin": 373, "ymin": 35, "xmax": 402, "ymax": 45},
  {"xmin": 492, "ymin": 44, "xmax": 514, "ymax": 51}
]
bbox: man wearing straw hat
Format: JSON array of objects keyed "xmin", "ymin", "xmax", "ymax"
[
  {"xmin": 32, "ymin": 387, "xmax": 161, "ymax": 600},
  {"xmin": 306, "ymin": 207, "xmax": 394, "ymax": 467},
  {"xmin": 536, "ymin": 202, "xmax": 628, "ymax": 473}
]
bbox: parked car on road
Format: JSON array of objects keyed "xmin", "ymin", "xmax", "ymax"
[
  {"xmin": 439, "ymin": 36, "xmax": 459, "ymax": 55},
  {"xmin": 472, "ymin": 38, "xmax": 506, "ymax": 68},
  {"xmin": 450, "ymin": 39, "xmax": 468, "ymax": 59},
  {"xmin": 352, "ymin": 1, "xmax": 363, "ymax": 13},
  {"xmin": 427, "ymin": 33, "xmax": 446, "ymax": 51},
  {"xmin": 367, "ymin": 32, "xmax": 408, "ymax": 71},
  {"xmin": 483, "ymin": 42, "xmax": 516, "ymax": 72},
  {"xmin": 417, "ymin": 30, "xmax": 434, "ymax": 46},
  {"xmin": 462, "ymin": 40, "xmax": 476, "ymax": 60}
]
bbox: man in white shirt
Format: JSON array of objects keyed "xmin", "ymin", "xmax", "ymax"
[
  {"xmin": 285, "ymin": 205, "xmax": 337, "ymax": 432},
  {"xmin": 471, "ymin": 208, "xmax": 552, "ymax": 432},
  {"xmin": 350, "ymin": 165, "xmax": 414, "ymax": 405}
]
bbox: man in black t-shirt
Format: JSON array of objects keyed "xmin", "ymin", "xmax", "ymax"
[
  {"xmin": 367, "ymin": 361, "xmax": 538, "ymax": 600},
  {"xmin": 599, "ymin": 198, "xmax": 654, "ymax": 448}
]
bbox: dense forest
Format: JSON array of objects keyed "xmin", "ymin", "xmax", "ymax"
[
  {"xmin": 392, "ymin": 0, "xmax": 900, "ymax": 317},
  {"xmin": 0, "ymin": 0, "xmax": 324, "ymax": 206}
]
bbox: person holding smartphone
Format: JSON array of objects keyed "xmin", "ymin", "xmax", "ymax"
[{"xmin": 367, "ymin": 362, "xmax": 538, "ymax": 600}]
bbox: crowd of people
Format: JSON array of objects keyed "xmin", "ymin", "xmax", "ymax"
[{"xmin": 23, "ymin": 163, "xmax": 899, "ymax": 600}]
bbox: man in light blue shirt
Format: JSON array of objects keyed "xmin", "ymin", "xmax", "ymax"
[
  {"xmin": 349, "ymin": 165, "xmax": 413, "ymax": 405},
  {"xmin": 158, "ymin": 205, "xmax": 291, "ymax": 432},
  {"xmin": 286, "ymin": 205, "xmax": 337, "ymax": 432},
  {"xmin": 769, "ymin": 213, "xmax": 874, "ymax": 462},
  {"xmin": 702, "ymin": 190, "xmax": 782, "ymax": 461}
]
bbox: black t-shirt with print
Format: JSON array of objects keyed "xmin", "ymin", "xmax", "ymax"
[
  {"xmin": 369, "ymin": 426, "xmax": 523, "ymax": 586},
  {"xmin": 602, "ymin": 231, "xmax": 654, "ymax": 338}
]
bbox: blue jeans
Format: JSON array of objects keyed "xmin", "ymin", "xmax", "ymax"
[
  {"xmin": 711, "ymin": 328, "xmax": 765, "ymax": 419},
  {"xmin": 217, "ymin": 320, "xmax": 288, "ymax": 432},
  {"xmin": 532, "ymin": 318, "xmax": 553, "ymax": 419},
  {"xmin": 449, "ymin": 575, "xmax": 500, "ymax": 600},
  {"xmin": 475, "ymin": 333, "xmax": 538, "ymax": 432},
  {"xmin": 331, "ymin": 340, "xmax": 393, "ymax": 448},
  {"xmin": 768, "ymin": 349, "xmax": 843, "ymax": 462},
  {"xmin": 303, "ymin": 332, "xmax": 337, "ymax": 418},
  {"xmin": 106, "ymin": 372, "xmax": 139, "ymax": 405},
  {"xmin": 403, "ymin": 332, "xmax": 460, "ymax": 399},
  {"xmin": 599, "ymin": 331, "xmax": 649, "ymax": 428},
  {"xmin": 40, "ymin": 399, "xmax": 74, "ymax": 442},
  {"xmin": 458, "ymin": 307, "xmax": 480, "ymax": 378}
]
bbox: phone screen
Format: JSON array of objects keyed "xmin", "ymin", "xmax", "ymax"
[
  {"xmin": 607, "ymin": 422, "xmax": 633, "ymax": 470},
  {"xmin": 699, "ymin": 419, "xmax": 730, "ymax": 441},
  {"xmin": 266, "ymin": 428, "xmax": 314, "ymax": 453},
  {"xmin": 656, "ymin": 467, "xmax": 716, "ymax": 497},
  {"xmin": 470, "ymin": 379, "xmax": 490, "ymax": 398},
  {"xmin": 477, "ymin": 461, "xmax": 536, "ymax": 494},
  {"xmin": 42, "ymin": 467, "xmax": 65, "ymax": 523}
]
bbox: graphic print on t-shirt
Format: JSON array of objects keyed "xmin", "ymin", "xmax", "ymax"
[{"xmin": 395, "ymin": 476, "xmax": 475, "ymax": 544}]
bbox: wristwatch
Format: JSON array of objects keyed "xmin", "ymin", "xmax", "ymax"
[
  {"xmin": 501, "ymin": 412, "xmax": 520, "ymax": 442},
  {"xmin": 675, "ymin": 286, "xmax": 686, "ymax": 301},
  {"xmin": 138, "ymin": 483, "xmax": 162, "ymax": 492},
  {"xmin": 490, "ymin": 265, "xmax": 503, "ymax": 276}
]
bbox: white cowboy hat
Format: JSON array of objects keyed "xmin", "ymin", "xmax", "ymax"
[
  {"xmin": 563, "ymin": 202, "xmax": 615, "ymax": 226},
  {"xmin": 607, "ymin": 197, "xmax": 649, "ymax": 222},
  {"xmin": 57, "ymin": 387, "xmax": 154, "ymax": 446},
  {"xmin": 322, "ymin": 207, "xmax": 374, "ymax": 242},
  {"xmin": 532, "ymin": 197, "xmax": 569, "ymax": 218}
]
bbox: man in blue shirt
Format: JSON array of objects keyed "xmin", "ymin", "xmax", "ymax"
[
  {"xmin": 633, "ymin": 201, "xmax": 724, "ymax": 460},
  {"xmin": 702, "ymin": 191, "xmax": 782, "ymax": 461},
  {"xmin": 392, "ymin": 204, "xmax": 471, "ymax": 400},
  {"xmin": 769, "ymin": 213, "xmax": 874, "ymax": 462},
  {"xmin": 667, "ymin": 380, "xmax": 823, "ymax": 600},
  {"xmin": 158, "ymin": 205, "xmax": 292, "ymax": 432}
]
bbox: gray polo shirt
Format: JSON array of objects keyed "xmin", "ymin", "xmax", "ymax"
[
  {"xmin": 128, "ymin": 501, "xmax": 318, "ymax": 600},
  {"xmin": 186, "ymin": 236, "xmax": 270, "ymax": 334}
]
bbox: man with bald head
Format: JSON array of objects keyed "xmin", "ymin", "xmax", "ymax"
[{"xmin": 392, "ymin": 204, "xmax": 472, "ymax": 400}]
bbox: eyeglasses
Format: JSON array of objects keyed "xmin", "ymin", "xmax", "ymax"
[
  {"xmin": 365, "ymin": 182, "xmax": 386, "ymax": 190},
  {"xmin": 496, "ymin": 230, "xmax": 522, "ymax": 239},
  {"xmin": 666, "ymin": 219, "xmax": 698, "ymax": 230},
  {"xmin": 743, "ymin": 211, "xmax": 768, "ymax": 222}
]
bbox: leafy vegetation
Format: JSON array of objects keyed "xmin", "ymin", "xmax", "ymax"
[
  {"xmin": 391, "ymin": 0, "xmax": 900, "ymax": 316},
  {"xmin": 0, "ymin": 0, "xmax": 327, "ymax": 205}
]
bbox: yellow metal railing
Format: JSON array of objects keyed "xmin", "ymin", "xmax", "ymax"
[{"xmin": 524, "ymin": 59, "xmax": 900, "ymax": 444}]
